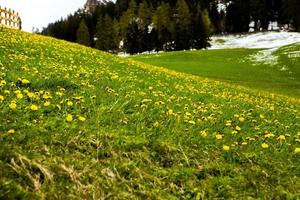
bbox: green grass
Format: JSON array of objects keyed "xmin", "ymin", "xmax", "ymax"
[
  {"xmin": 0, "ymin": 27, "xmax": 300, "ymax": 199},
  {"xmin": 132, "ymin": 47, "xmax": 300, "ymax": 97}
]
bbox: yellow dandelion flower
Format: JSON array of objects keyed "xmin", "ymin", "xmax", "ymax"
[
  {"xmin": 200, "ymin": 130, "xmax": 208, "ymax": 137},
  {"xmin": 215, "ymin": 134, "xmax": 223, "ymax": 140},
  {"xmin": 30, "ymin": 105, "xmax": 39, "ymax": 111},
  {"xmin": 0, "ymin": 95, "xmax": 4, "ymax": 101},
  {"xmin": 0, "ymin": 80, "xmax": 7, "ymax": 86},
  {"xmin": 17, "ymin": 93, "xmax": 23, "ymax": 99},
  {"xmin": 239, "ymin": 117, "xmax": 245, "ymax": 122},
  {"xmin": 188, "ymin": 120, "xmax": 196, "ymax": 125},
  {"xmin": 67, "ymin": 101, "xmax": 73, "ymax": 107},
  {"xmin": 9, "ymin": 102, "xmax": 17, "ymax": 110},
  {"xmin": 277, "ymin": 135, "xmax": 286, "ymax": 141},
  {"xmin": 261, "ymin": 143, "xmax": 269, "ymax": 149},
  {"xmin": 66, "ymin": 114, "xmax": 73, "ymax": 122},
  {"xmin": 21, "ymin": 79, "xmax": 30, "ymax": 84},
  {"xmin": 78, "ymin": 116, "xmax": 86, "ymax": 122},
  {"xmin": 4, "ymin": 90, "xmax": 10, "ymax": 94},
  {"xmin": 260, "ymin": 114, "xmax": 265, "ymax": 119},
  {"xmin": 8, "ymin": 129, "xmax": 15, "ymax": 134},
  {"xmin": 265, "ymin": 133, "xmax": 275, "ymax": 138},
  {"xmin": 235, "ymin": 126, "xmax": 241, "ymax": 131},
  {"xmin": 44, "ymin": 101, "xmax": 51, "ymax": 106},
  {"xmin": 295, "ymin": 148, "xmax": 300, "ymax": 154},
  {"xmin": 223, "ymin": 145, "xmax": 230, "ymax": 151}
]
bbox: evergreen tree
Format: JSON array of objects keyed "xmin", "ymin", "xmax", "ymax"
[
  {"xmin": 152, "ymin": 3, "xmax": 174, "ymax": 51},
  {"xmin": 192, "ymin": 5, "xmax": 212, "ymax": 49},
  {"xmin": 76, "ymin": 19, "xmax": 90, "ymax": 46},
  {"xmin": 95, "ymin": 15, "xmax": 116, "ymax": 51},
  {"xmin": 226, "ymin": 0, "xmax": 250, "ymax": 33},
  {"xmin": 174, "ymin": 0, "xmax": 192, "ymax": 50}
]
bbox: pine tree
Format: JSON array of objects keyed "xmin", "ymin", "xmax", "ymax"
[
  {"xmin": 152, "ymin": 3, "xmax": 174, "ymax": 51},
  {"xmin": 95, "ymin": 14, "xmax": 117, "ymax": 52},
  {"xmin": 192, "ymin": 5, "xmax": 212, "ymax": 49},
  {"xmin": 76, "ymin": 19, "xmax": 90, "ymax": 46},
  {"xmin": 175, "ymin": 0, "xmax": 192, "ymax": 50}
]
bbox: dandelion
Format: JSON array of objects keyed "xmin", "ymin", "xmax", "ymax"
[
  {"xmin": 235, "ymin": 126, "xmax": 241, "ymax": 131},
  {"xmin": 0, "ymin": 95, "xmax": 4, "ymax": 101},
  {"xmin": 153, "ymin": 121, "xmax": 160, "ymax": 128},
  {"xmin": 0, "ymin": 80, "xmax": 7, "ymax": 86},
  {"xmin": 200, "ymin": 130, "xmax": 207, "ymax": 137},
  {"xmin": 44, "ymin": 101, "xmax": 51, "ymax": 106},
  {"xmin": 78, "ymin": 116, "xmax": 86, "ymax": 122},
  {"xmin": 67, "ymin": 101, "xmax": 73, "ymax": 107},
  {"xmin": 223, "ymin": 145, "xmax": 230, "ymax": 151},
  {"xmin": 8, "ymin": 129, "xmax": 15, "ymax": 134},
  {"xmin": 239, "ymin": 117, "xmax": 245, "ymax": 122},
  {"xmin": 295, "ymin": 148, "xmax": 300, "ymax": 154},
  {"xmin": 9, "ymin": 102, "xmax": 17, "ymax": 110},
  {"xmin": 66, "ymin": 114, "xmax": 73, "ymax": 122},
  {"xmin": 261, "ymin": 143, "xmax": 269, "ymax": 149},
  {"xmin": 30, "ymin": 105, "xmax": 39, "ymax": 111},
  {"xmin": 215, "ymin": 134, "xmax": 223, "ymax": 140},
  {"xmin": 277, "ymin": 135, "xmax": 286, "ymax": 141},
  {"xmin": 17, "ymin": 93, "xmax": 23, "ymax": 99},
  {"xmin": 21, "ymin": 79, "xmax": 30, "ymax": 84}
]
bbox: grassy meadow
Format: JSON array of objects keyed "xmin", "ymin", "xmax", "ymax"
[
  {"xmin": 0, "ymin": 27, "xmax": 300, "ymax": 199},
  {"xmin": 132, "ymin": 46, "xmax": 300, "ymax": 97}
]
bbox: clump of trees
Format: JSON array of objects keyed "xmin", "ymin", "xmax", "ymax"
[{"xmin": 41, "ymin": 0, "xmax": 300, "ymax": 54}]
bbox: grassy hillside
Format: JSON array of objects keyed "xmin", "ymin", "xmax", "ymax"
[
  {"xmin": 132, "ymin": 46, "xmax": 300, "ymax": 97},
  {"xmin": 0, "ymin": 27, "xmax": 299, "ymax": 199}
]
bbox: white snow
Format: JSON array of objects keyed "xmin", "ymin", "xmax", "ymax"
[{"xmin": 210, "ymin": 31, "xmax": 300, "ymax": 49}]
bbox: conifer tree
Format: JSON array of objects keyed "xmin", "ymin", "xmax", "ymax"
[
  {"xmin": 95, "ymin": 15, "xmax": 116, "ymax": 51},
  {"xmin": 175, "ymin": 0, "xmax": 192, "ymax": 50},
  {"xmin": 76, "ymin": 19, "xmax": 90, "ymax": 46},
  {"xmin": 152, "ymin": 3, "xmax": 174, "ymax": 51}
]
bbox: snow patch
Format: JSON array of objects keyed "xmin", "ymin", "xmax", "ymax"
[
  {"xmin": 210, "ymin": 32, "xmax": 300, "ymax": 49},
  {"xmin": 249, "ymin": 48, "xmax": 278, "ymax": 65}
]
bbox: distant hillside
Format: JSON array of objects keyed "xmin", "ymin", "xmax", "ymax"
[{"xmin": 0, "ymin": 28, "xmax": 299, "ymax": 199}]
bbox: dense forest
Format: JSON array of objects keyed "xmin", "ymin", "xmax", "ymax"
[{"xmin": 41, "ymin": 0, "xmax": 300, "ymax": 54}]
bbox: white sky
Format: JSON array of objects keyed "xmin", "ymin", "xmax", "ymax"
[{"xmin": 0, "ymin": 0, "xmax": 86, "ymax": 32}]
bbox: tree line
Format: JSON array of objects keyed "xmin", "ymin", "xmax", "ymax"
[{"xmin": 41, "ymin": 0, "xmax": 300, "ymax": 54}]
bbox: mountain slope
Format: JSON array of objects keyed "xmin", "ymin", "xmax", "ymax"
[{"xmin": 0, "ymin": 28, "xmax": 299, "ymax": 199}]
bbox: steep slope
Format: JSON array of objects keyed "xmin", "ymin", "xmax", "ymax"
[{"xmin": 0, "ymin": 28, "xmax": 299, "ymax": 199}]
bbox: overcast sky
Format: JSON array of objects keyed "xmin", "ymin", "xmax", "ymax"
[{"xmin": 0, "ymin": 0, "xmax": 86, "ymax": 32}]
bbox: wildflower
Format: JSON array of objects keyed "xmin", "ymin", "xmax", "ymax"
[
  {"xmin": 0, "ymin": 95, "xmax": 4, "ymax": 101},
  {"xmin": 44, "ymin": 101, "xmax": 51, "ymax": 106},
  {"xmin": 153, "ymin": 121, "xmax": 160, "ymax": 128},
  {"xmin": 78, "ymin": 116, "xmax": 86, "ymax": 122},
  {"xmin": 295, "ymin": 148, "xmax": 300, "ymax": 154},
  {"xmin": 277, "ymin": 135, "xmax": 286, "ymax": 141},
  {"xmin": 17, "ymin": 93, "xmax": 23, "ymax": 99},
  {"xmin": 265, "ymin": 132, "xmax": 275, "ymax": 138},
  {"xmin": 8, "ymin": 129, "xmax": 15, "ymax": 134},
  {"xmin": 9, "ymin": 102, "xmax": 17, "ymax": 110},
  {"xmin": 200, "ymin": 130, "xmax": 207, "ymax": 137},
  {"xmin": 30, "ymin": 105, "xmax": 38, "ymax": 111},
  {"xmin": 66, "ymin": 114, "xmax": 73, "ymax": 122},
  {"xmin": 235, "ymin": 126, "xmax": 241, "ymax": 131},
  {"xmin": 188, "ymin": 120, "xmax": 196, "ymax": 125},
  {"xmin": 67, "ymin": 101, "xmax": 73, "ymax": 107},
  {"xmin": 0, "ymin": 80, "xmax": 6, "ymax": 86},
  {"xmin": 223, "ymin": 145, "xmax": 230, "ymax": 151},
  {"xmin": 21, "ymin": 79, "xmax": 30, "ymax": 84},
  {"xmin": 215, "ymin": 134, "xmax": 223, "ymax": 140},
  {"xmin": 4, "ymin": 90, "xmax": 10, "ymax": 94},
  {"xmin": 239, "ymin": 117, "xmax": 245, "ymax": 122},
  {"xmin": 261, "ymin": 143, "xmax": 269, "ymax": 149}
]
